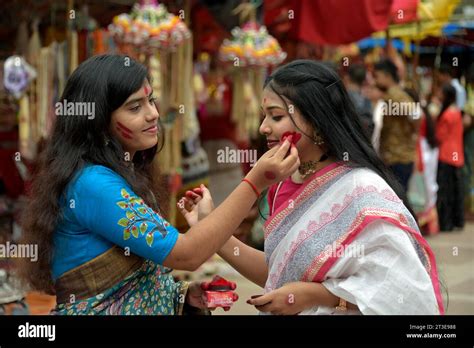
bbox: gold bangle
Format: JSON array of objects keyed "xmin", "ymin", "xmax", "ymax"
[{"xmin": 335, "ymin": 297, "xmax": 347, "ymax": 311}]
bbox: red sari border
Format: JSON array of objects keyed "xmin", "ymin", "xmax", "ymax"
[
  {"xmin": 304, "ymin": 211, "xmax": 445, "ymax": 315},
  {"xmin": 264, "ymin": 161, "xmax": 348, "ymax": 238}
]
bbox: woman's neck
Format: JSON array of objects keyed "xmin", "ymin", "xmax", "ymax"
[{"xmin": 291, "ymin": 155, "xmax": 337, "ymax": 184}]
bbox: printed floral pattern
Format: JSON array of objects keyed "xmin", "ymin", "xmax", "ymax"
[
  {"xmin": 52, "ymin": 261, "xmax": 186, "ymax": 315},
  {"xmin": 116, "ymin": 189, "xmax": 170, "ymax": 247}
]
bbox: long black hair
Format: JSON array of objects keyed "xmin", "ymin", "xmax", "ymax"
[
  {"xmin": 438, "ymin": 83, "xmax": 457, "ymax": 122},
  {"xmin": 18, "ymin": 54, "xmax": 165, "ymax": 293},
  {"xmin": 260, "ymin": 59, "xmax": 413, "ymax": 218}
]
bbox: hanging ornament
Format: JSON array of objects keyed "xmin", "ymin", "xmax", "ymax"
[
  {"xmin": 108, "ymin": 0, "xmax": 191, "ymax": 53},
  {"xmin": 219, "ymin": 18, "xmax": 286, "ymax": 140},
  {"xmin": 219, "ymin": 22, "xmax": 286, "ymax": 68},
  {"xmin": 3, "ymin": 56, "xmax": 36, "ymax": 99}
]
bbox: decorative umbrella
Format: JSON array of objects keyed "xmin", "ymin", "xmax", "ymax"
[
  {"xmin": 219, "ymin": 3, "xmax": 286, "ymax": 140},
  {"xmin": 219, "ymin": 21, "xmax": 286, "ymax": 68},
  {"xmin": 109, "ymin": 1, "xmax": 195, "ymax": 223},
  {"xmin": 108, "ymin": 0, "xmax": 191, "ymax": 53}
]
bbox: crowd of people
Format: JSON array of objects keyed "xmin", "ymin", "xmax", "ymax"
[{"xmin": 344, "ymin": 58, "xmax": 472, "ymax": 234}]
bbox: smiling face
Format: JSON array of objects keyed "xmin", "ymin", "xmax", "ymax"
[
  {"xmin": 259, "ymin": 87, "xmax": 318, "ymax": 163},
  {"xmin": 110, "ymin": 80, "xmax": 159, "ymax": 156}
]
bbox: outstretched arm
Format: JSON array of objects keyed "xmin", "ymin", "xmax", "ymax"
[
  {"xmin": 164, "ymin": 140, "xmax": 299, "ymax": 271},
  {"xmin": 218, "ymin": 236, "xmax": 268, "ymax": 288}
]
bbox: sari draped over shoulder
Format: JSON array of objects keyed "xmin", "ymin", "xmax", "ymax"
[{"xmin": 263, "ymin": 162, "xmax": 444, "ymax": 315}]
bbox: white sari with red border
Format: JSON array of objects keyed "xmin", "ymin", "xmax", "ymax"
[{"xmin": 263, "ymin": 162, "xmax": 444, "ymax": 315}]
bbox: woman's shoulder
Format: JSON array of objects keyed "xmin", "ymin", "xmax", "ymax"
[
  {"xmin": 443, "ymin": 106, "xmax": 462, "ymax": 120},
  {"xmin": 349, "ymin": 166, "xmax": 386, "ymax": 183},
  {"xmin": 69, "ymin": 164, "xmax": 128, "ymax": 193},
  {"xmin": 345, "ymin": 166, "xmax": 395, "ymax": 192}
]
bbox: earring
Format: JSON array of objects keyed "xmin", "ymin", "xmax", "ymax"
[
  {"xmin": 104, "ymin": 137, "xmax": 110, "ymax": 146},
  {"xmin": 313, "ymin": 133, "xmax": 324, "ymax": 145}
]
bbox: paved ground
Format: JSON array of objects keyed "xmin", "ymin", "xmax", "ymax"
[{"xmin": 425, "ymin": 222, "xmax": 474, "ymax": 314}]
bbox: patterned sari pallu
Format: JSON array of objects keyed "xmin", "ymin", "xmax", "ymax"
[{"xmin": 263, "ymin": 162, "xmax": 445, "ymax": 315}]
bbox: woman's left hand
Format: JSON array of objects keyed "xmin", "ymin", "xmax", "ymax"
[
  {"xmin": 185, "ymin": 281, "xmax": 210, "ymax": 310},
  {"xmin": 177, "ymin": 185, "xmax": 214, "ymax": 226},
  {"xmin": 246, "ymin": 282, "xmax": 313, "ymax": 315}
]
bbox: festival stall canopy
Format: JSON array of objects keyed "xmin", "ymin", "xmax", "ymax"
[
  {"xmin": 358, "ymin": 22, "xmax": 474, "ymax": 51},
  {"xmin": 372, "ymin": 0, "xmax": 462, "ymax": 40},
  {"xmin": 264, "ymin": 0, "xmax": 394, "ymax": 45}
]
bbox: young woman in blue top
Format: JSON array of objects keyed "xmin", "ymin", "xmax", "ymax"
[{"xmin": 18, "ymin": 54, "xmax": 299, "ymax": 315}]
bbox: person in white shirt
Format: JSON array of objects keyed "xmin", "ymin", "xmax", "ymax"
[{"xmin": 438, "ymin": 64, "xmax": 466, "ymax": 110}]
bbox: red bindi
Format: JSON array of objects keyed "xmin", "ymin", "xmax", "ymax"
[{"xmin": 144, "ymin": 85, "xmax": 150, "ymax": 96}]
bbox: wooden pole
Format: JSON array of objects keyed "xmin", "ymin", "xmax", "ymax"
[{"xmin": 413, "ymin": 20, "xmax": 421, "ymax": 92}]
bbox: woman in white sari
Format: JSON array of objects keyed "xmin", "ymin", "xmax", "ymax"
[{"xmin": 180, "ymin": 60, "xmax": 444, "ymax": 315}]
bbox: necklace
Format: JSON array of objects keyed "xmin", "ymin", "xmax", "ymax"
[{"xmin": 298, "ymin": 153, "xmax": 329, "ymax": 179}]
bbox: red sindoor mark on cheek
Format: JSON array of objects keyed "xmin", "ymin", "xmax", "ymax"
[
  {"xmin": 117, "ymin": 129, "xmax": 133, "ymax": 139},
  {"xmin": 117, "ymin": 122, "xmax": 133, "ymax": 133},
  {"xmin": 280, "ymin": 131, "xmax": 301, "ymax": 145},
  {"xmin": 117, "ymin": 122, "xmax": 134, "ymax": 140},
  {"xmin": 264, "ymin": 171, "xmax": 276, "ymax": 180}
]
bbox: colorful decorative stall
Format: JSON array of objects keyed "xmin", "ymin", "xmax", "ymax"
[{"xmin": 219, "ymin": 14, "xmax": 286, "ymax": 141}]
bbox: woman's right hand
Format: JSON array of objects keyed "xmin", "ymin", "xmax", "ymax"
[{"xmin": 246, "ymin": 138, "xmax": 299, "ymax": 192}]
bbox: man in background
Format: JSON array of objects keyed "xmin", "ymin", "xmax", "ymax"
[{"xmin": 374, "ymin": 58, "xmax": 419, "ymax": 192}]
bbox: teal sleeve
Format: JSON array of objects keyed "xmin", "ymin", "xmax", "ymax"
[{"xmin": 69, "ymin": 165, "xmax": 178, "ymax": 265}]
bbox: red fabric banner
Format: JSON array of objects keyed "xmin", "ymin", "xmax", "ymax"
[
  {"xmin": 390, "ymin": 0, "xmax": 419, "ymax": 24},
  {"xmin": 269, "ymin": 0, "xmax": 394, "ymax": 45}
]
